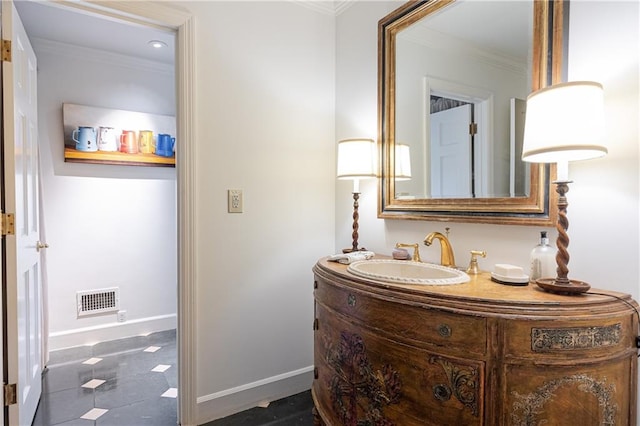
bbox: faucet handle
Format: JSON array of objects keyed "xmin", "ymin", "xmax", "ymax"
[
  {"xmin": 395, "ymin": 243, "xmax": 421, "ymax": 262},
  {"xmin": 466, "ymin": 250, "xmax": 487, "ymax": 275}
]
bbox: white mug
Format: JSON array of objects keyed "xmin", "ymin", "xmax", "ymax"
[{"xmin": 97, "ymin": 126, "xmax": 118, "ymax": 152}]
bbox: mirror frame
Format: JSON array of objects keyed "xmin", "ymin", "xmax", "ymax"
[{"xmin": 378, "ymin": 0, "xmax": 565, "ymax": 225}]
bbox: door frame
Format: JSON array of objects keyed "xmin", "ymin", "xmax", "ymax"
[{"xmin": 51, "ymin": 2, "xmax": 197, "ymax": 424}]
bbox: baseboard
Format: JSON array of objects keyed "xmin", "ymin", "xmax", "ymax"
[
  {"xmin": 196, "ymin": 366, "xmax": 314, "ymax": 424},
  {"xmin": 48, "ymin": 313, "xmax": 177, "ymax": 351}
]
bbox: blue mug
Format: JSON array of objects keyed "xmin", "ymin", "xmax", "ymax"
[
  {"xmin": 155, "ymin": 133, "xmax": 175, "ymax": 157},
  {"xmin": 72, "ymin": 126, "xmax": 97, "ymax": 152}
]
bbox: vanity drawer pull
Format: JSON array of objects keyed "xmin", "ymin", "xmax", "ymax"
[
  {"xmin": 433, "ymin": 384, "xmax": 452, "ymax": 401},
  {"xmin": 347, "ymin": 294, "xmax": 356, "ymax": 307},
  {"xmin": 438, "ymin": 324, "xmax": 452, "ymax": 338}
]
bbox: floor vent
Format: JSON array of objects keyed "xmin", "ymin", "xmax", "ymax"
[{"xmin": 77, "ymin": 288, "xmax": 119, "ymax": 317}]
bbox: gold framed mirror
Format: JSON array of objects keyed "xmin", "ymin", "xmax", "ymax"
[{"xmin": 378, "ymin": 0, "xmax": 565, "ymax": 225}]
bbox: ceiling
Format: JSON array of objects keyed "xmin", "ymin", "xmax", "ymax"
[{"xmin": 14, "ymin": 1, "xmax": 175, "ymax": 65}]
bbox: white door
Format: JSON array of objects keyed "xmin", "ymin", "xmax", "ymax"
[
  {"xmin": 1, "ymin": 1, "xmax": 42, "ymax": 425},
  {"xmin": 430, "ymin": 104, "xmax": 472, "ymax": 198}
]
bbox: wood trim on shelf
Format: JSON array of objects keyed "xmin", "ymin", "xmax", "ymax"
[{"xmin": 64, "ymin": 147, "xmax": 175, "ymax": 167}]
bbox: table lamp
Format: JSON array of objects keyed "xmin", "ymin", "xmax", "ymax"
[
  {"xmin": 337, "ymin": 138, "xmax": 377, "ymax": 253},
  {"xmin": 522, "ymin": 81, "xmax": 607, "ymax": 294}
]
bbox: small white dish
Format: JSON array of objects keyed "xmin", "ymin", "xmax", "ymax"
[{"xmin": 491, "ymin": 271, "xmax": 529, "ymax": 285}]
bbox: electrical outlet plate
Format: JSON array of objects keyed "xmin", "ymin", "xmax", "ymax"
[
  {"xmin": 228, "ymin": 189, "xmax": 243, "ymax": 213},
  {"xmin": 117, "ymin": 310, "xmax": 126, "ymax": 322}
]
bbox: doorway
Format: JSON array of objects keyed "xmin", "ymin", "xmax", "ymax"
[
  {"xmin": 425, "ymin": 78, "xmax": 494, "ymax": 198},
  {"xmin": 5, "ymin": 4, "xmax": 194, "ymax": 424},
  {"xmin": 429, "ymin": 101, "xmax": 474, "ymax": 198}
]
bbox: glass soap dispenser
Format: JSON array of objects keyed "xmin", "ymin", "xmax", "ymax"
[{"xmin": 529, "ymin": 231, "xmax": 556, "ymax": 282}]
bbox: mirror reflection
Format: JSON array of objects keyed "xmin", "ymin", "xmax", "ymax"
[
  {"xmin": 393, "ymin": 1, "xmax": 533, "ymax": 200},
  {"xmin": 379, "ymin": 0, "xmax": 560, "ymax": 225}
]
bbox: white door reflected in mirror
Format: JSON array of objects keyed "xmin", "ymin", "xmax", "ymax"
[{"xmin": 430, "ymin": 103, "xmax": 472, "ymax": 198}]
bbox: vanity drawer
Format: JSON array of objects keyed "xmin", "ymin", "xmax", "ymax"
[
  {"xmin": 500, "ymin": 357, "xmax": 634, "ymax": 425},
  {"xmin": 314, "ymin": 275, "xmax": 487, "ymax": 356},
  {"xmin": 502, "ymin": 317, "xmax": 635, "ymax": 359},
  {"xmin": 314, "ymin": 303, "xmax": 485, "ymax": 426}
]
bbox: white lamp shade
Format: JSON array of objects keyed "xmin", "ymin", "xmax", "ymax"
[
  {"xmin": 522, "ymin": 81, "xmax": 607, "ymax": 163},
  {"xmin": 395, "ymin": 144, "xmax": 412, "ymax": 180},
  {"xmin": 337, "ymin": 138, "xmax": 377, "ymax": 179}
]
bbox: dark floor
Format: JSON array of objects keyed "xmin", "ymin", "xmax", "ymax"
[
  {"xmin": 32, "ymin": 330, "xmax": 178, "ymax": 426},
  {"xmin": 204, "ymin": 391, "xmax": 314, "ymax": 426},
  {"xmin": 31, "ymin": 330, "xmax": 314, "ymax": 425}
]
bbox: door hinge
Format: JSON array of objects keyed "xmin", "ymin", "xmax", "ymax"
[
  {"xmin": 2, "ymin": 39, "xmax": 11, "ymax": 62},
  {"xmin": 1, "ymin": 213, "xmax": 15, "ymax": 235},
  {"xmin": 313, "ymin": 318, "xmax": 319, "ymax": 331},
  {"xmin": 4, "ymin": 383, "xmax": 17, "ymax": 406},
  {"xmin": 469, "ymin": 122, "xmax": 478, "ymax": 135}
]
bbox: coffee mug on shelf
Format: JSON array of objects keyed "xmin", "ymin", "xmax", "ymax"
[
  {"xmin": 72, "ymin": 126, "xmax": 97, "ymax": 152},
  {"xmin": 139, "ymin": 130, "xmax": 155, "ymax": 154},
  {"xmin": 120, "ymin": 130, "xmax": 138, "ymax": 154},
  {"xmin": 155, "ymin": 133, "xmax": 175, "ymax": 157},
  {"xmin": 97, "ymin": 126, "xmax": 118, "ymax": 152}
]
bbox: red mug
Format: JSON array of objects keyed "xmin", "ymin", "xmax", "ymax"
[{"xmin": 120, "ymin": 130, "xmax": 138, "ymax": 154}]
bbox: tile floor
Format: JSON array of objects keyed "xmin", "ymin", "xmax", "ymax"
[
  {"xmin": 204, "ymin": 391, "xmax": 314, "ymax": 426},
  {"xmin": 31, "ymin": 329, "xmax": 178, "ymax": 426},
  {"xmin": 31, "ymin": 329, "xmax": 314, "ymax": 425}
]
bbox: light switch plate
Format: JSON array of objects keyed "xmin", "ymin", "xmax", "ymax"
[{"xmin": 228, "ymin": 189, "xmax": 243, "ymax": 213}]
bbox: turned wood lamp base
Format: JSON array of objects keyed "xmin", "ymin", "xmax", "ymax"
[
  {"xmin": 342, "ymin": 191, "xmax": 367, "ymax": 253},
  {"xmin": 342, "ymin": 248, "xmax": 368, "ymax": 254},
  {"xmin": 535, "ymin": 180, "xmax": 590, "ymax": 295},
  {"xmin": 535, "ymin": 278, "xmax": 591, "ymax": 295}
]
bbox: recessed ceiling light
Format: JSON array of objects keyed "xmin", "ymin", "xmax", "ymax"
[{"xmin": 148, "ymin": 40, "xmax": 167, "ymax": 49}]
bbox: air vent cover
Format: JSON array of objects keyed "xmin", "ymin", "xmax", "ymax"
[{"xmin": 77, "ymin": 288, "xmax": 119, "ymax": 317}]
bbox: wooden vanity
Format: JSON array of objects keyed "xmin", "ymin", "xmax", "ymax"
[{"xmin": 312, "ymin": 257, "xmax": 639, "ymax": 425}]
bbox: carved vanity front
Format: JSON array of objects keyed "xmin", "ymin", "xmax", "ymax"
[{"xmin": 312, "ymin": 258, "xmax": 638, "ymax": 425}]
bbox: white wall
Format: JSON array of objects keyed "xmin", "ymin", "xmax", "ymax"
[
  {"xmin": 174, "ymin": 1, "xmax": 336, "ymax": 422},
  {"xmin": 565, "ymin": 1, "xmax": 639, "ymax": 300},
  {"xmin": 336, "ymin": 2, "xmax": 395, "ymax": 251},
  {"xmin": 336, "ymin": 2, "xmax": 639, "ymax": 295},
  {"xmin": 35, "ymin": 39, "xmax": 178, "ymax": 349}
]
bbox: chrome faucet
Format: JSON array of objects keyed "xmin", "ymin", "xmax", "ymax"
[{"xmin": 424, "ymin": 232, "xmax": 455, "ymax": 267}]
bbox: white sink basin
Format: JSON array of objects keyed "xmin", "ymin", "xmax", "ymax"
[{"xmin": 347, "ymin": 259, "xmax": 470, "ymax": 285}]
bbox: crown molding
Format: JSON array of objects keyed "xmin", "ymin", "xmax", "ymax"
[
  {"xmin": 292, "ymin": 0, "xmax": 355, "ymax": 16},
  {"xmin": 333, "ymin": 1, "xmax": 355, "ymax": 15}
]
